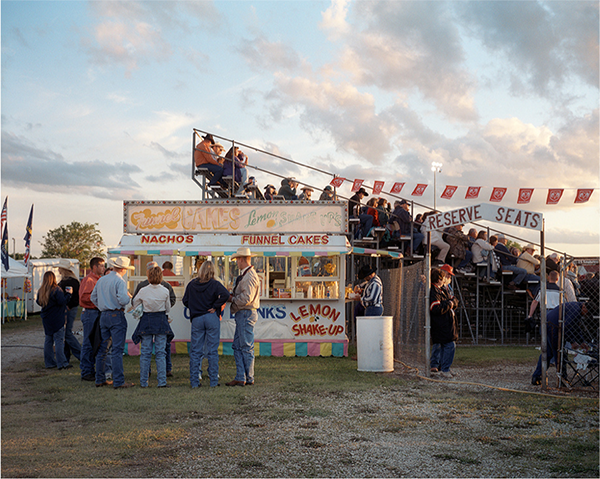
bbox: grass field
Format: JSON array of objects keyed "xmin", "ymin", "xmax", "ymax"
[{"xmin": 2, "ymin": 318, "xmax": 598, "ymax": 477}]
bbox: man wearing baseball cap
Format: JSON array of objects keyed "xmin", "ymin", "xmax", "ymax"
[
  {"xmin": 91, "ymin": 256, "xmax": 135, "ymax": 389},
  {"xmin": 226, "ymin": 248, "xmax": 260, "ymax": 387}
]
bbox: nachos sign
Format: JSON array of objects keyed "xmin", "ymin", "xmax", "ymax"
[{"xmin": 423, "ymin": 203, "xmax": 543, "ymax": 232}]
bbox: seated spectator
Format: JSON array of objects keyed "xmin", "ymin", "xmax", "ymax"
[
  {"xmin": 566, "ymin": 263, "xmax": 581, "ymax": 297},
  {"xmin": 495, "ymin": 234, "xmax": 537, "ymax": 291},
  {"xmin": 194, "ymin": 134, "xmax": 224, "ymax": 187},
  {"xmin": 319, "ymin": 185, "xmax": 337, "ymax": 201},
  {"xmin": 366, "ymin": 198, "xmax": 380, "ymax": 227},
  {"xmin": 471, "ymin": 230, "xmax": 497, "ymax": 276},
  {"xmin": 444, "ymin": 225, "xmax": 472, "ymax": 273},
  {"xmin": 278, "ymin": 177, "xmax": 298, "ymax": 200},
  {"xmin": 517, "ymin": 244, "xmax": 540, "ymax": 275},
  {"xmin": 240, "ymin": 176, "xmax": 259, "ymax": 199},
  {"xmin": 467, "ymin": 228, "xmax": 477, "ymax": 250},
  {"xmin": 348, "ymin": 188, "xmax": 373, "ymax": 239},
  {"xmin": 546, "ymin": 253, "xmax": 561, "ymax": 275},
  {"xmin": 420, "ymin": 212, "xmax": 450, "ymax": 264},
  {"xmin": 264, "ymin": 184, "xmax": 277, "ymax": 201},
  {"xmin": 377, "ymin": 198, "xmax": 390, "ymax": 226},
  {"xmin": 390, "ymin": 200, "xmax": 423, "ymax": 253},
  {"xmin": 298, "ymin": 186, "xmax": 314, "ymax": 200},
  {"xmin": 223, "ymin": 147, "xmax": 248, "ymax": 195}
]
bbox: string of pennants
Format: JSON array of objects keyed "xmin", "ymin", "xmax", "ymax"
[{"xmin": 329, "ymin": 178, "xmax": 595, "ymax": 205}]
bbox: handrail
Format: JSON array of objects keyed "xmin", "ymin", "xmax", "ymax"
[{"xmin": 192, "ymin": 128, "xmax": 570, "ymax": 257}]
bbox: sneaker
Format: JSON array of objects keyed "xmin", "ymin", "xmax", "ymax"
[{"xmin": 440, "ymin": 371, "xmax": 454, "ymax": 379}]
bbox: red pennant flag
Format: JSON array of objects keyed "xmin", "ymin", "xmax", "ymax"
[
  {"xmin": 351, "ymin": 179, "xmax": 364, "ymax": 193},
  {"xmin": 372, "ymin": 181, "xmax": 384, "ymax": 195},
  {"xmin": 518, "ymin": 188, "xmax": 534, "ymax": 204},
  {"xmin": 390, "ymin": 182, "xmax": 405, "ymax": 194},
  {"xmin": 546, "ymin": 188, "xmax": 564, "ymax": 205},
  {"xmin": 411, "ymin": 184, "xmax": 428, "ymax": 196},
  {"xmin": 489, "ymin": 187, "xmax": 507, "ymax": 203},
  {"xmin": 465, "ymin": 186, "xmax": 481, "ymax": 199},
  {"xmin": 440, "ymin": 186, "xmax": 457, "ymax": 200},
  {"xmin": 574, "ymin": 188, "xmax": 594, "ymax": 204},
  {"xmin": 330, "ymin": 177, "xmax": 345, "ymax": 188}
]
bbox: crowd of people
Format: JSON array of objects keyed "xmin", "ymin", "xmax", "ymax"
[
  {"xmin": 194, "ymin": 133, "xmax": 339, "ymax": 201},
  {"xmin": 37, "ymin": 248, "xmax": 261, "ymax": 389}
]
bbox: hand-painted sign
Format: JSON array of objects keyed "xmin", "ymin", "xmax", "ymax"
[
  {"xmin": 423, "ymin": 203, "xmax": 543, "ymax": 232},
  {"xmin": 124, "ymin": 201, "xmax": 346, "ymax": 235}
]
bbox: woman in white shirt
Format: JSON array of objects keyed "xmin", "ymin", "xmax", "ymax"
[
  {"xmin": 132, "ymin": 266, "xmax": 171, "ymax": 388},
  {"xmin": 471, "ymin": 230, "xmax": 497, "ymax": 277}
]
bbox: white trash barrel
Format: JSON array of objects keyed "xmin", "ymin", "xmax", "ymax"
[{"xmin": 356, "ymin": 315, "xmax": 394, "ymax": 372}]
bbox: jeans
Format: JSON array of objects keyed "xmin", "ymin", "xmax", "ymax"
[
  {"xmin": 502, "ymin": 264, "xmax": 527, "ymax": 285},
  {"xmin": 44, "ymin": 327, "xmax": 69, "ymax": 368},
  {"xmin": 359, "ymin": 214, "xmax": 374, "ymax": 238},
  {"xmin": 140, "ymin": 334, "xmax": 167, "ymax": 387},
  {"xmin": 202, "ymin": 163, "xmax": 224, "ymax": 186},
  {"xmin": 412, "ymin": 231, "xmax": 424, "ymax": 252},
  {"xmin": 189, "ymin": 313, "xmax": 221, "ymax": 387},
  {"xmin": 96, "ymin": 311, "xmax": 127, "ymax": 387},
  {"xmin": 80, "ymin": 309, "xmax": 99, "ymax": 377},
  {"xmin": 232, "ymin": 309, "xmax": 257, "ymax": 383},
  {"xmin": 64, "ymin": 307, "xmax": 81, "ymax": 361},
  {"xmin": 457, "ymin": 250, "xmax": 473, "ymax": 269},
  {"xmin": 236, "ymin": 168, "xmax": 248, "ymax": 194},
  {"xmin": 430, "ymin": 343, "xmax": 441, "ymax": 369},
  {"xmin": 436, "ymin": 342, "xmax": 455, "ymax": 372},
  {"xmin": 365, "ymin": 305, "xmax": 383, "ymax": 316},
  {"xmin": 166, "ymin": 339, "xmax": 172, "ymax": 373}
]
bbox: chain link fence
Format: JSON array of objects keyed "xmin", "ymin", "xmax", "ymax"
[{"xmin": 381, "ymin": 261, "xmax": 427, "ymax": 372}]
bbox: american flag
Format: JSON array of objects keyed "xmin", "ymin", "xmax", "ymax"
[
  {"xmin": 23, "ymin": 205, "xmax": 33, "ymax": 267},
  {"xmin": 0, "ymin": 196, "xmax": 6, "ymax": 237}
]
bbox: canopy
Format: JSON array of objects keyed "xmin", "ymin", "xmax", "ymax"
[{"xmin": 1, "ymin": 257, "xmax": 29, "ymax": 279}]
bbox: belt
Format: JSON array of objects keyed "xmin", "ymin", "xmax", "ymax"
[
  {"xmin": 82, "ymin": 308, "xmax": 98, "ymax": 311},
  {"xmin": 364, "ymin": 302, "xmax": 382, "ymax": 307},
  {"xmin": 102, "ymin": 309, "xmax": 125, "ymax": 312}
]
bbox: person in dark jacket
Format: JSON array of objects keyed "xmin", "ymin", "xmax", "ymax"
[
  {"xmin": 183, "ymin": 261, "xmax": 230, "ymax": 388},
  {"xmin": 429, "ymin": 267, "xmax": 459, "ymax": 378},
  {"xmin": 37, "ymin": 271, "xmax": 72, "ymax": 369},
  {"xmin": 278, "ymin": 177, "xmax": 298, "ymax": 200},
  {"xmin": 57, "ymin": 259, "xmax": 81, "ymax": 365}
]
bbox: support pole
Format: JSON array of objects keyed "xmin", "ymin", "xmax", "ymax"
[
  {"xmin": 425, "ymin": 231, "xmax": 432, "ymax": 377},
  {"xmin": 540, "ymin": 221, "xmax": 548, "ymax": 391}
]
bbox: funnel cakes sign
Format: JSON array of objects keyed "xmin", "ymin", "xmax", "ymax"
[{"xmin": 124, "ymin": 200, "xmax": 346, "ymax": 235}]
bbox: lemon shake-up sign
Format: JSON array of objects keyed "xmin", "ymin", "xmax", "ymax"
[{"xmin": 124, "ymin": 200, "xmax": 347, "ymax": 235}]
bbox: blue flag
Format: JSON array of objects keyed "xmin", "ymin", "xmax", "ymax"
[
  {"xmin": 23, "ymin": 205, "xmax": 33, "ymax": 268},
  {"xmin": 1, "ymin": 223, "xmax": 9, "ymax": 271}
]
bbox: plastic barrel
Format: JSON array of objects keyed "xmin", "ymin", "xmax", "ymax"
[{"xmin": 356, "ymin": 316, "xmax": 394, "ymax": 372}]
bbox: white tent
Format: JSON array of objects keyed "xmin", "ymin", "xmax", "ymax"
[
  {"xmin": 1, "ymin": 256, "xmax": 29, "ymax": 279},
  {"xmin": 1, "ymin": 257, "xmax": 30, "ymax": 321},
  {"xmin": 27, "ymin": 259, "xmax": 80, "ymax": 313}
]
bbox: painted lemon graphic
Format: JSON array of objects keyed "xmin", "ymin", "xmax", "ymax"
[{"xmin": 267, "ymin": 219, "xmax": 276, "ymax": 228}]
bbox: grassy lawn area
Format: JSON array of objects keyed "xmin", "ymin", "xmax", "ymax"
[{"xmin": 1, "ymin": 320, "xmax": 597, "ymax": 477}]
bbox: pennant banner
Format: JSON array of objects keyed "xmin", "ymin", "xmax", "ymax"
[
  {"xmin": 372, "ymin": 181, "xmax": 384, "ymax": 195},
  {"xmin": 351, "ymin": 179, "xmax": 364, "ymax": 193},
  {"xmin": 440, "ymin": 185, "xmax": 457, "ymax": 200},
  {"xmin": 390, "ymin": 182, "xmax": 405, "ymax": 194},
  {"xmin": 411, "ymin": 184, "xmax": 428, "ymax": 197},
  {"xmin": 574, "ymin": 188, "xmax": 593, "ymax": 204},
  {"xmin": 518, "ymin": 188, "xmax": 534, "ymax": 204},
  {"xmin": 465, "ymin": 187, "xmax": 481, "ymax": 200},
  {"xmin": 330, "ymin": 177, "xmax": 345, "ymax": 188},
  {"xmin": 546, "ymin": 189, "xmax": 564, "ymax": 205},
  {"xmin": 489, "ymin": 187, "xmax": 507, "ymax": 203}
]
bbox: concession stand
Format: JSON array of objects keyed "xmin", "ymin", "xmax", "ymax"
[{"xmin": 109, "ymin": 200, "xmax": 350, "ymax": 357}]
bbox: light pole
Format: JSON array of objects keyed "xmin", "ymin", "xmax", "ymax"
[
  {"xmin": 11, "ymin": 238, "xmax": 15, "ymax": 259},
  {"xmin": 431, "ymin": 162, "xmax": 442, "ymax": 211}
]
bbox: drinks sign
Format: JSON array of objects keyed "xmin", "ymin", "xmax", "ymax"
[{"xmin": 124, "ymin": 200, "xmax": 346, "ymax": 235}]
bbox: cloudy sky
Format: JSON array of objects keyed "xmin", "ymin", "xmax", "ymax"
[{"xmin": 2, "ymin": 0, "xmax": 598, "ymax": 258}]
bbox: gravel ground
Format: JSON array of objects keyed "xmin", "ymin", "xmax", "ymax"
[{"xmin": 2, "ymin": 324, "xmax": 598, "ymax": 478}]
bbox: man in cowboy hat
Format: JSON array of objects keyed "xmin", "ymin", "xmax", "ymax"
[
  {"xmin": 91, "ymin": 256, "xmax": 135, "ymax": 389},
  {"xmin": 194, "ymin": 133, "xmax": 224, "ymax": 187},
  {"xmin": 226, "ymin": 247, "xmax": 260, "ymax": 387},
  {"xmin": 264, "ymin": 184, "xmax": 277, "ymax": 201},
  {"xmin": 298, "ymin": 186, "xmax": 314, "ymax": 201},
  {"xmin": 357, "ymin": 264, "xmax": 383, "ymax": 316},
  {"xmin": 348, "ymin": 188, "xmax": 374, "ymax": 239}
]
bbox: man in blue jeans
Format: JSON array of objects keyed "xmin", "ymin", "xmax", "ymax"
[
  {"xmin": 92, "ymin": 256, "xmax": 135, "ymax": 389},
  {"xmin": 226, "ymin": 247, "xmax": 260, "ymax": 387}
]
